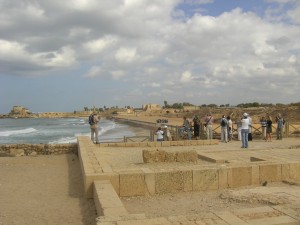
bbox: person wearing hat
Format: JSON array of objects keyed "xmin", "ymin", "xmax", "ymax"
[
  {"xmin": 241, "ymin": 113, "xmax": 250, "ymax": 148},
  {"xmin": 163, "ymin": 125, "xmax": 172, "ymax": 141}
]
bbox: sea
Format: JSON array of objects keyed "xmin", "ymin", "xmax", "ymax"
[{"xmin": 0, "ymin": 118, "xmax": 138, "ymax": 144}]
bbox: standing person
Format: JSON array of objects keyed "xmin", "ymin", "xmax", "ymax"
[
  {"xmin": 276, "ymin": 113, "xmax": 284, "ymax": 140},
  {"xmin": 227, "ymin": 115, "xmax": 233, "ymax": 142},
  {"xmin": 156, "ymin": 127, "xmax": 164, "ymax": 141},
  {"xmin": 163, "ymin": 125, "xmax": 172, "ymax": 141},
  {"xmin": 220, "ymin": 115, "xmax": 228, "ymax": 143},
  {"xmin": 248, "ymin": 114, "xmax": 253, "ymax": 141},
  {"xmin": 241, "ymin": 113, "xmax": 250, "ymax": 148},
  {"xmin": 266, "ymin": 115, "xmax": 273, "ymax": 142},
  {"xmin": 179, "ymin": 116, "xmax": 191, "ymax": 140},
  {"xmin": 236, "ymin": 117, "xmax": 242, "ymax": 141},
  {"xmin": 204, "ymin": 113, "xmax": 214, "ymax": 140},
  {"xmin": 89, "ymin": 111, "xmax": 100, "ymax": 144},
  {"xmin": 193, "ymin": 114, "xmax": 200, "ymax": 139},
  {"xmin": 260, "ymin": 116, "xmax": 267, "ymax": 140}
]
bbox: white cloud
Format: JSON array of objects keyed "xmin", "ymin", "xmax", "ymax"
[
  {"xmin": 115, "ymin": 47, "xmax": 137, "ymax": 63},
  {"xmin": 84, "ymin": 36, "xmax": 117, "ymax": 53},
  {"xmin": 180, "ymin": 71, "xmax": 193, "ymax": 83},
  {"xmin": 1, "ymin": 0, "xmax": 300, "ymax": 110}
]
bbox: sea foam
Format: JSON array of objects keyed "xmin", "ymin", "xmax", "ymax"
[{"xmin": 0, "ymin": 128, "xmax": 37, "ymax": 137}]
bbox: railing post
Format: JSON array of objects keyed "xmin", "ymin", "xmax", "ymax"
[{"xmin": 285, "ymin": 122, "xmax": 289, "ymax": 138}]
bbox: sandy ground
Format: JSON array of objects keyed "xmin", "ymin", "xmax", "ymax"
[{"xmin": 0, "ymin": 154, "xmax": 97, "ymax": 225}]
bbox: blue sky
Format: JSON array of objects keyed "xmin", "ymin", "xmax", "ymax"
[{"xmin": 0, "ymin": 0, "xmax": 300, "ymax": 114}]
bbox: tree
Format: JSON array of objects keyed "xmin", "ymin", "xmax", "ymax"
[{"xmin": 164, "ymin": 100, "xmax": 168, "ymax": 108}]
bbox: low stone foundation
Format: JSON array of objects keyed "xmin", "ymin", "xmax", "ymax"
[
  {"xmin": 0, "ymin": 144, "xmax": 78, "ymax": 157},
  {"xmin": 142, "ymin": 149, "xmax": 198, "ymax": 163}
]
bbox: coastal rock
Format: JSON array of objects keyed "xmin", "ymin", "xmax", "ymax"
[{"xmin": 9, "ymin": 148, "xmax": 25, "ymax": 157}]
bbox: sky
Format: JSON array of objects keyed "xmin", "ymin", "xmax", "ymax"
[{"xmin": 0, "ymin": 0, "xmax": 300, "ymax": 114}]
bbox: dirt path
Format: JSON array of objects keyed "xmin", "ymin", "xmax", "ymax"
[{"xmin": 0, "ymin": 154, "xmax": 96, "ymax": 225}]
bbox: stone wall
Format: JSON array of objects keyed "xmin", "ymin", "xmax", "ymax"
[{"xmin": 0, "ymin": 144, "xmax": 78, "ymax": 157}]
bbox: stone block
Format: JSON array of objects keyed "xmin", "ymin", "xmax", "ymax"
[
  {"xmin": 176, "ymin": 150, "xmax": 197, "ymax": 163},
  {"xmin": 165, "ymin": 151, "xmax": 176, "ymax": 162},
  {"xmin": 141, "ymin": 168, "xmax": 155, "ymax": 195},
  {"xmin": 193, "ymin": 168, "xmax": 219, "ymax": 191},
  {"xmin": 142, "ymin": 149, "xmax": 166, "ymax": 163},
  {"xmin": 146, "ymin": 142, "xmax": 155, "ymax": 147},
  {"xmin": 259, "ymin": 164, "xmax": 282, "ymax": 183},
  {"xmin": 197, "ymin": 140, "xmax": 204, "ymax": 145},
  {"xmin": 177, "ymin": 141, "xmax": 185, "ymax": 146},
  {"xmin": 218, "ymin": 165, "xmax": 228, "ymax": 189},
  {"xmin": 181, "ymin": 168, "xmax": 193, "ymax": 192},
  {"xmin": 170, "ymin": 141, "xmax": 178, "ymax": 146},
  {"xmin": 155, "ymin": 170, "xmax": 186, "ymax": 194},
  {"xmin": 161, "ymin": 141, "xmax": 171, "ymax": 147},
  {"xmin": 251, "ymin": 165, "xmax": 260, "ymax": 185},
  {"xmin": 155, "ymin": 142, "xmax": 162, "ymax": 147},
  {"xmin": 283, "ymin": 162, "xmax": 300, "ymax": 181},
  {"xmin": 138, "ymin": 142, "xmax": 148, "ymax": 147},
  {"xmin": 228, "ymin": 166, "xmax": 252, "ymax": 188},
  {"xmin": 202, "ymin": 140, "xmax": 210, "ymax": 145},
  {"xmin": 119, "ymin": 170, "xmax": 145, "ymax": 197},
  {"xmin": 93, "ymin": 180, "xmax": 128, "ymax": 217}
]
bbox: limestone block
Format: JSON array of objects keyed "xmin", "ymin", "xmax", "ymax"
[
  {"xmin": 259, "ymin": 164, "xmax": 282, "ymax": 183},
  {"xmin": 146, "ymin": 142, "xmax": 155, "ymax": 147},
  {"xmin": 189, "ymin": 140, "xmax": 198, "ymax": 146},
  {"xmin": 165, "ymin": 151, "xmax": 176, "ymax": 162},
  {"xmin": 177, "ymin": 141, "xmax": 185, "ymax": 146},
  {"xmin": 141, "ymin": 168, "xmax": 155, "ymax": 195},
  {"xmin": 197, "ymin": 140, "xmax": 204, "ymax": 145},
  {"xmin": 170, "ymin": 141, "xmax": 178, "ymax": 146},
  {"xmin": 155, "ymin": 170, "xmax": 185, "ymax": 194},
  {"xmin": 181, "ymin": 168, "xmax": 193, "ymax": 192},
  {"xmin": 176, "ymin": 150, "xmax": 197, "ymax": 163},
  {"xmin": 218, "ymin": 165, "xmax": 228, "ymax": 189},
  {"xmin": 119, "ymin": 170, "xmax": 145, "ymax": 197},
  {"xmin": 138, "ymin": 142, "xmax": 148, "ymax": 147},
  {"xmin": 154, "ymin": 142, "xmax": 162, "ymax": 147},
  {"xmin": 282, "ymin": 162, "xmax": 300, "ymax": 181},
  {"xmin": 93, "ymin": 180, "xmax": 128, "ymax": 217},
  {"xmin": 161, "ymin": 141, "xmax": 171, "ymax": 147},
  {"xmin": 142, "ymin": 149, "xmax": 166, "ymax": 163},
  {"xmin": 184, "ymin": 140, "xmax": 191, "ymax": 146},
  {"xmin": 202, "ymin": 140, "xmax": 210, "ymax": 145},
  {"xmin": 193, "ymin": 168, "xmax": 219, "ymax": 191},
  {"xmin": 228, "ymin": 166, "xmax": 252, "ymax": 188},
  {"xmin": 251, "ymin": 165, "xmax": 260, "ymax": 185}
]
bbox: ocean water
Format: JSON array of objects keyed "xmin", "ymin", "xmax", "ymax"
[{"xmin": 0, "ymin": 118, "xmax": 137, "ymax": 144}]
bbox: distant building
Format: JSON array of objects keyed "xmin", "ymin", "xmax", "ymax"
[
  {"xmin": 10, "ymin": 106, "xmax": 31, "ymax": 115},
  {"xmin": 142, "ymin": 104, "xmax": 161, "ymax": 111}
]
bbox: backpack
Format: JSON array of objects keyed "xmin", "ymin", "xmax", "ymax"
[
  {"xmin": 221, "ymin": 119, "xmax": 227, "ymax": 127},
  {"xmin": 88, "ymin": 114, "xmax": 95, "ymax": 125}
]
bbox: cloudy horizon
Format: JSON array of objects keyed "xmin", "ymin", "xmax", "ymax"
[{"xmin": 1, "ymin": 0, "xmax": 299, "ymax": 114}]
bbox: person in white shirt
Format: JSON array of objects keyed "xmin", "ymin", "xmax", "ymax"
[
  {"xmin": 227, "ymin": 116, "xmax": 233, "ymax": 142},
  {"xmin": 241, "ymin": 113, "xmax": 250, "ymax": 148},
  {"xmin": 156, "ymin": 127, "xmax": 164, "ymax": 141}
]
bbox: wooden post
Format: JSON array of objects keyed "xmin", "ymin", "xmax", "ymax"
[{"xmin": 285, "ymin": 122, "xmax": 289, "ymax": 138}]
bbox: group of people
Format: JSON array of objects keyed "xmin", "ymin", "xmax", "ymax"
[
  {"xmin": 260, "ymin": 113, "xmax": 285, "ymax": 142},
  {"xmin": 177, "ymin": 112, "xmax": 285, "ymax": 148},
  {"xmin": 89, "ymin": 111, "xmax": 285, "ymax": 146},
  {"xmin": 156, "ymin": 125, "xmax": 172, "ymax": 141}
]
